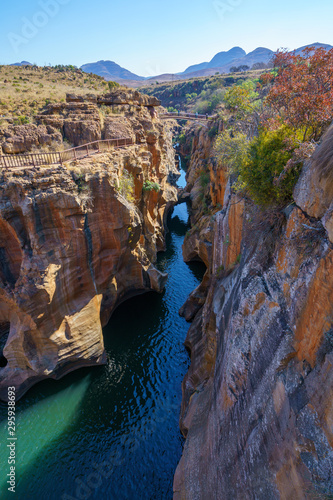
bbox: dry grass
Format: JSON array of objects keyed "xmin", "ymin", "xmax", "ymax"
[{"xmin": 0, "ymin": 64, "xmax": 110, "ymax": 119}]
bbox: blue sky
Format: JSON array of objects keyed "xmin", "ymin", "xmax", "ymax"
[{"xmin": 0, "ymin": 0, "xmax": 332, "ymax": 76}]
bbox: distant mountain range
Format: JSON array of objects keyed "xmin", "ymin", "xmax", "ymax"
[
  {"xmin": 294, "ymin": 42, "xmax": 333, "ymax": 55},
  {"xmin": 179, "ymin": 47, "xmax": 275, "ymax": 79},
  {"xmin": 11, "ymin": 61, "xmax": 33, "ymax": 66},
  {"xmin": 9, "ymin": 43, "xmax": 333, "ymax": 86},
  {"xmin": 182, "ymin": 46, "xmax": 246, "ymax": 75},
  {"xmin": 79, "ymin": 43, "xmax": 332, "ymax": 85}
]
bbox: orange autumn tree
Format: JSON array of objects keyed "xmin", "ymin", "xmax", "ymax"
[{"xmin": 263, "ymin": 47, "xmax": 333, "ymax": 140}]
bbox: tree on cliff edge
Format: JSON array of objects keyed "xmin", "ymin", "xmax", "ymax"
[{"xmin": 262, "ymin": 47, "xmax": 333, "ymax": 141}]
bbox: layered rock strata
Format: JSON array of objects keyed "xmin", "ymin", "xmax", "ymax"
[
  {"xmin": 0, "ymin": 90, "xmax": 161, "ymax": 153},
  {"xmin": 0, "ymin": 96, "xmax": 177, "ymax": 401},
  {"xmin": 174, "ymin": 125, "xmax": 333, "ymax": 499}
]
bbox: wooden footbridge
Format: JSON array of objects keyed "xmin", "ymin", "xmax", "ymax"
[
  {"xmin": 0, "ymin": 138, "xmax": 133, "ymax": 170},
  {"xmin": 160, "ymin": 112, "xmax": 218, "ymax": 121}
]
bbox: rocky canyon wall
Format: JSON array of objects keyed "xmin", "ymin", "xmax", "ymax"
[
  {"xmin": 0, "ymin": 92, "xmax": 178, "ymax": 401},
  {"xmin": 174, "ymin": 124, "xmax": 333, "ymax": 499}
]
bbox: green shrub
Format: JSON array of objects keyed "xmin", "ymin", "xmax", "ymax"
[
  {"xmin": 178, "ymin": 131, "xmax": 186, "ymax": 145},
  {"xmin": 240, "ymin": 127, "xmax": 302, "ymax": 206},
  {"xmin": 143, "ymin": 180, "xmax": 160, "ymax": 192},
  {"xmin": 193, "ymin": 100, "xmax": 211, "ymax": 114},
  {"xmin": 186, "ymin": 92, "xmax": 197, "ymax": 103},
  {"xmin": 240, "ymin": 127, "xmax": 301, "ymax": 206},
  {"xmin": 108, "ymin": 81, "xmax": 120, "ymax": 91},
  {"xmin": 214, "ymin": 130, "xmax": 250, "ymax": 175},
  {"xmin": 13, "ymin": 115, "xmax": 30, "ymax": 125},
  {"xmin": 208, "ymin": 124, "xmax": 219, "ymax": 139},
  {"xmin": 194, "ymin": 90, "xmax": 224, "ymax": 114},
  {"xmin": 215, "ymin": 127, "xmax": 303, "ymax": 206},
  {"xmin": 223, "ymin": 80, "xmax": 258, "ymax": 115},
  {"xmin": 117, "ymin": 170, "xmax": 134, "ymax": 202},
  {"xmin": 199, "ymin": 170, "xmax": 210, "ymax": 188}
]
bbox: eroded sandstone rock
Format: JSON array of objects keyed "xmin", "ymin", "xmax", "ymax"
[
  {"xmin": 0, "ymin": 124, "xmax": 62, "ymax": 154},
  {"xmin": 0, "ymin": 89, "xmax": 164, "ymax": 153},
  {"xmin": 0, "ymin": 105, "xmax": 178, "ymax": 401},
  {"xmin": 174, "ymin": 123, "xmax": 333, "ymax": 499},
  {"xmin": 294, "ymin": 125, "xmax": 333, "ymax": 244}
]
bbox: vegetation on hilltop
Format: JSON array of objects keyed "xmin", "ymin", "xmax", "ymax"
[
  {"xmin": 0, "ymin": 64, "xmax": 115, "ymax": 122},
  {"xmin": 141, "ymin": 70, "xmax": 265, "ymax": 115}
]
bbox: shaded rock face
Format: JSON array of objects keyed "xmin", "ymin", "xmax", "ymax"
[
  {"xmin": 97, "ymin": 90, "xmax": 161, "ymax": 107},
  {"xmin": 294, "ymin": 128, "xmax": 333, "ymax": 244},
  {"xmin": 0, "ymin": 108, "xmax": 177, "ymax": 401},
  {"xmin": 174, "ymin": 126, "xmax": 333, "ymax": 498},
  {"xmin": 63, "ymin": 117, "xmax": 101, "ymax": 146},
  {"xmin": 180, "ymin": 123, "xmax": 220, "ymax": 268},
  {"xmin": 0, "ymin": 124, "xmax": 62, "ymax": 154}
]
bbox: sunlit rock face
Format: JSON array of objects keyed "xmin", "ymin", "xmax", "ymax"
[
  {"xmin": 0, "ymin": 98, "xmax": 178, "ymax": 401},
  {"xmin": 174, "ymin": 125, "xmax": 333, "ymax": 499},
  {"xmin": 0, "ymin": 89, "xmax": 161, "ymax": 153}
]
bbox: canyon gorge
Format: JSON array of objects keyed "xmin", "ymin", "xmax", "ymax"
[
  {"xmin": 0, "ymin": 87, "xmax": 332, "ymax": 500},
  {"xmin": 174, "ymin": 122, "xmax": 333, "ymax": 499}
]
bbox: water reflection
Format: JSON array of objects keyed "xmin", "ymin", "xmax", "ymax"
[{"xmin": 0, "ymin": 162, "xmax": 206, "ymax": 500}]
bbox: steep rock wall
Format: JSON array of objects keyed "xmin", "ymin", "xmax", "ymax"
[
  {"xmin": 180, "ymin": 122, "xmax": 221, "ymax": 269},
  {"xmin": 0, "ymin": 104, "xmax": 177, "ymax": 401},
  {"xmin": 174, "ymin": 126, "xmax": 333, "ymax": 499}
]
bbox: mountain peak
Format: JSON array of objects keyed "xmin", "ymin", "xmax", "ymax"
[
  {"xmin": 80, "ymin": 60, "xmax": 144, "ymax": 82},
  {"xmin": 209, "ymin": 46, "xmax": 246, "ymax": 68},
  {"xmin": 294, "ymin": 42, "xmax": 333, "ymax": 55},
  {"xmin": 182, "ymin": 46, "xmax": 246, "ymax": 75},
  {"xmin": 10, "ymin": 61, "xmax": 32, "ymax": 66}
]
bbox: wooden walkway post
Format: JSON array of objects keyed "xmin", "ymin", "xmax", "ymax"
[{"xmin": 0, "ymin": 138, "xmax": 133, "ymax": 170}]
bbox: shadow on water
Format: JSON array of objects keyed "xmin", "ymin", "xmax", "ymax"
[{"xmin": 0, "ymin": 163, "xmax": 206, "ymax": 500}]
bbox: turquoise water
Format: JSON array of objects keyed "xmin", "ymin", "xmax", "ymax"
[{"xmin": 0, "ymin": 167, "xmax": 205, "ymax": 500}]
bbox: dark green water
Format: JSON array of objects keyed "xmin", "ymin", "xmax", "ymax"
[{"xmin": 0, "ymin": 167, "xmax": 206, "ymax": 500}]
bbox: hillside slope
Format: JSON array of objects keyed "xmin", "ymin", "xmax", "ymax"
[{"xmin": 0, "ymin": 64, "xmax": 110, "ymax": 122}]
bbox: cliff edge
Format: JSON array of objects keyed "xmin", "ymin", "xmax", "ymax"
[
  {"xmin": 0, "ymin": 92, "xmax": 178, "ymax": 401},
  {"xmin": 174, "ymin": 124, "xmax": 333, "ymax": 499}
]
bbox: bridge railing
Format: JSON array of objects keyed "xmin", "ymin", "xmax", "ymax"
[
  {"xmin": 160, "ymin": 112, "xmax": 218, "ymax": 120},
  {"xmin": 0, "ymin": 137, "xmax": 133, "ymax": 170}
]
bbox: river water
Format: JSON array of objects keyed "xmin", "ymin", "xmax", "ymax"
[{"xmin": 0, "ymin": 165, "xmax": 205, "ymax": 500}]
